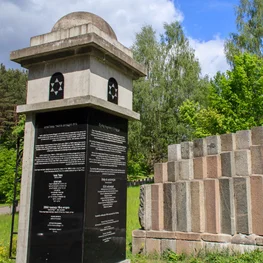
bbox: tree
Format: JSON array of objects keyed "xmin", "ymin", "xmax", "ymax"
[
  {"xmin": 225, "ymin": 0, "xmax": 263, "ymax": 63},
  {"xmin": 0, "ymin": 64, "xmax": 27, "ymax": 146},
  {"xmin": 180, "ymin": 53, "xmax": 263, "ymax": 138},
  {"xmin": 129, "ymin": 22, "xmax": 209, "ymax": 172}
]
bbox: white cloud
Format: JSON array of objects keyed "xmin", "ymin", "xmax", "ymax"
[
  {"xmin": 189, "ymin": 36, "xmax": 230, "ymax": 78},
  {"xmin": 0, "ymin": 0, "xmax": 183, "ymax": 68}
]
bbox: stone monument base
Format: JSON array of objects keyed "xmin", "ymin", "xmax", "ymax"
[{"xmin": 132, "ymin": 230, "xmax": 263, "ymax": 255}]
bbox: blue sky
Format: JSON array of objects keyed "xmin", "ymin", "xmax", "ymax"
[
  {"xmin": 0, "ymin": 0, "xmax": 240, "ymax": 77},
  {"xmin": 178, "ymin": 0, "xmax": 238, "ymax": 40}
]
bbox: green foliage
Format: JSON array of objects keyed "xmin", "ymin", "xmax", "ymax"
[
  {"xmin": 0, "ymin": 64, "xmax": 27, "ymax": 146},
  {"xmin": 0, "ymin": 214, "xmax": 17, "ymax": 263},
  {"xmin": 180, "ymin": 53, "xmax": 263, "ymax": 137},
  {"xmin": 129, "ymin": 22, "xmax": 209, "ymax": 172},
  {"xmin": 225, "ymin": 0, "xmax": 263, "ymax": 64},
  {"xmin": 127, "ymin": 153, "xmax": 149, "ymax": 181},
  {"xmin": 0, "ymin": 147, "xmax": 19, "ymax": 204}
]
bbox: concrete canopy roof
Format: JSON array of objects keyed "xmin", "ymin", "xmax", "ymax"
[{"xmin": 52, "ymin": 12, "xmax": 117, "ymax": 41}]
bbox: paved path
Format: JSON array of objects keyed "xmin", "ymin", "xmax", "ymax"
[{"xmin": 0, "ymin": 206, "xmax": 19, "ymax": 215}]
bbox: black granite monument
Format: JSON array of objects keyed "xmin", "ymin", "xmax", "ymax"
[{"xmin": 29, "ymin": 108, "xmax": 127, "ymax": 263}]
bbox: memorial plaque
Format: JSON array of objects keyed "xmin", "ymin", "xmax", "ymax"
[
  {"xmin": 84, "ymin": 110, "xmax": 128, "ymax": 263},
  {"xmin": 28, "ymin": 108, "xmax": 128, "ymax": 263}
]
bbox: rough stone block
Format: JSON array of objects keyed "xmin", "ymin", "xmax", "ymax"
[
  {"xmin": 167, "ymin": 161, "xmax": 180, "ymax": 182},
  {"xmin": 176, "ymin": 181, "xmax": 191, "ymax": 232},
  {"xmin": 190, "ymin": 180, "xmax": 205, "ymax": 233},
  {"xmin": 231, "ymin": 233, "xmax": 256, "ymax": 245},
  {"xmin": 235, "ymin": 150, "xmax": 251, "ymax": 176},
  {"xmin": 236, "ymin": 130, "xmax": 251, "ymax": 150},
  {"xmin": 219, "ymin": 178, "xmax": 235, "ymax": 235},
  {"xmin": 151, "ymin": 184, "xmax": 164, "ymax": 230},
  {"xmin": 175, "ymin": 231, "xmax": 201, "ymax": 241},
  {"xmin": 201, "ymin": 233, "xmax": 231, "ymax": 243},
  {"xmin": 221, "ymin": 152, "xmax": 235, "ymax": 177},
  {"xmin": 168, "ymin": 144, "xmax": 181, "ymax": 161},
  {"xmin": 180, "ymin": 159, "xmax": 194, "ymax": 180},
  {"xmin": 139, "ymin": 185, "xmax": 152, "ymax": 230},
  {"xmin": 207, "ymin": 135, "xmax": 221, "ymax": 155},
  {"xmin": 193, "ymin": 138, "xmax": 207, "ymax": 157},
  {"xmin": 132, "ymin": 237, "xmax": 146, "ymax": 254},
  {"xmin": 176, "ymin": 240, "xmax": 203, "ymax": 255},
  {"xmin": 145, "ymin": 238, "xmax": 161, "ymax": 254},
  {"xmin": 221, "ymin": 133, "xmax": 236, "ymax": 152},
  {"xmin": 250, "ymin": 175, "xmax": 263, "ymax": 235},
  {"xmin": 233, "ymin": 177, "xmax": 252, "ymax": 234},
  {"xmin": 132, "ymin": 230, "xmax": 146, "ymax": 238},
  {"xmin": 193, "ymin": 157, "xmax": 207, "ymax": 179},
  {"xmin": 251, "ymin": 146, "xmax": 263, "ymax": 174},
  {"xmin": 181, "ymin": 141, "xmax": 193, "ymax": 159},
  {"xmin": 161, "ymin": 239, "xmax": 176, "ymax": 253},
  {"xmin": 204, "ymin": 179, "xmax": 220, "ymax": 234},
  {"xmin": 207, "ymin": 155, "xmax": 221, "ymax": 178},
  {"xmin": 163, "ymin": 183, "xmax": 177, "ymax": 231},
  {"xmin": 252, "ymin": 126, "xmax": 263, "ymax": 145},
  {"xmin": 154, "ymin": 162, "xmax": 168, "ymax": 183},
  {"xmin": 147, "ymin": 230, "xmax": 175, "ymax": 239}
]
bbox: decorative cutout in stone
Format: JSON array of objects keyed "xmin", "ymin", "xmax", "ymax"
[
  {"xmin": 49, "ymin": 72, "xmax": 64, "ymax": 101},
  {"xmin": 107, "ymin": 78, "xmax": 118, "ymax": 104}
]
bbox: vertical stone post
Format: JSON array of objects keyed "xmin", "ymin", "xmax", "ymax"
[
  {"xmin": 219, "ymin": 178, "xmax": 235, "ymax": 235},
  {"xmin": 233, "ymin": 177, "xmax": 252, "ymax": 234},
  {"xmin": 250, "ymin": 175, "xmax": 263, "ymax": 235},
  {"xmin": 204, "ymin": 179, "xmax": 220, "ymax": 233},
  {"xmin": 190, "ymin": 180, "xmax": 205, "ymax": 232},
  {"xmin": 151, "ymin": 184, "xmax": 164, "ymax": 230},
  {"xmin": 163, "ymin": 183, "xmax": 177, "ymax": 231},
  {"xmin": 176, "ymin": 181, "xmax": 191, "ymax": 232}
]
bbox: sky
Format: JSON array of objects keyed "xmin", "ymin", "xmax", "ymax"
[{"xmin": 0, "ymin": 0, "xmax": 239, "ymax": 77}]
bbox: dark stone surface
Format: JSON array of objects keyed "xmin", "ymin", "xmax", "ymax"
[{"xmin": 28, "ymin": 108, "xmax": 128, "ymax": 263}]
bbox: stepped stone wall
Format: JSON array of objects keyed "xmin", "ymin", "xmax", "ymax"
[{"xmin": 132, "ymin": 126, "xmax": 263, "ymax": 255}]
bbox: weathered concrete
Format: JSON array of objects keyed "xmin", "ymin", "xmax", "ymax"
[
  {"xmin": 207, "ymin": 135, "xmax": 221, "ymax": 155},
  {"xmin": 219, "ymin": 178, "xmax": 235, "ymax": 235},
  {"xmin": 193, "ymin": 157, "xmax": 207, "ymax": 179},
  {"xmin": 233, "ymin": 177, "xmax": 252, "ymax": 234},
  {"xmin": 154, "ymin": 162, "xmax": 168, "ymax": 183},
  {"xmin": 151, "ymin": 184, "xmax": 164, "ymax": 231},
  {"xmin": 252, "ymin": 126, "xmax": 263, "ymax": 145},
  {"xmin": 221, "ymin": 133, "xmax": 236, "ymax": 152},
  {"xmin": 167, "ymin": 161, "xmax": 180, "ymax": 182},
  {"xmin": 161, "ymin": 239, "xmax": 176, "ymax": 253},
  {"xmin": 176, "ymin": 181, "xmax": 191, "ymax": 232},
  {"xmin": 190, "ymin": 180, "xmax": 205, "ymax": 233},
  {"xmin": 207, "ymin": 155, "xmax": 221, "ymax": 178},
  {"xmin": 180, "ymin": 159, "xmax": 194, "ymax": 180},
  {"xmin": 236, "ymin": 130, "xmax": 251, "ymax": 150},
  {"xmin": 163, "ymin": 183, "xmax": 177, "ymax": 231},
  {"xmin": 234, "ymin": 150, "xmax": 251, "ymax": 177},
  {"xmin": 250, "ymin": 175, "xmax": 263, "ymax": 235},
  {"xmin": 139, "ymin": 185, "xmax": 152, "ymax": 230},
  {"xmin": 251, "ymin": 146, "xmax": 263, "ymax": 174},
  {"xmin": 168, "ymin": 144, "xmax": 181, "ymax": 162},
  {"xmin": 193, "ymin": 138, "xmax": 207, "ymax": 157},
  {"xmin": 181, "ymin": 141, "xmax": 193, "ymax": 159},
  {"xmin": 17, "ymin": 95, "xmax": 140, "ymax": 121},
  {"xmin": 204, "ymin": 179, "xmax": 220, "ymax": 234},
  {"xmin": 16, "ymin": 113, "xmax": 36, "ymax": 263},
  {"xmin": 145, "ymin": 238, "xmax": 161, "ymax": 254},
  {"xmin": 221, "ymin": 152, "xmax": 235, "ymax": 177}
]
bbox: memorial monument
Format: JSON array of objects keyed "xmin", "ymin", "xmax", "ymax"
[{"xmin": 10, "ymin": 12, "xmax": 146, "ymax": 263}]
